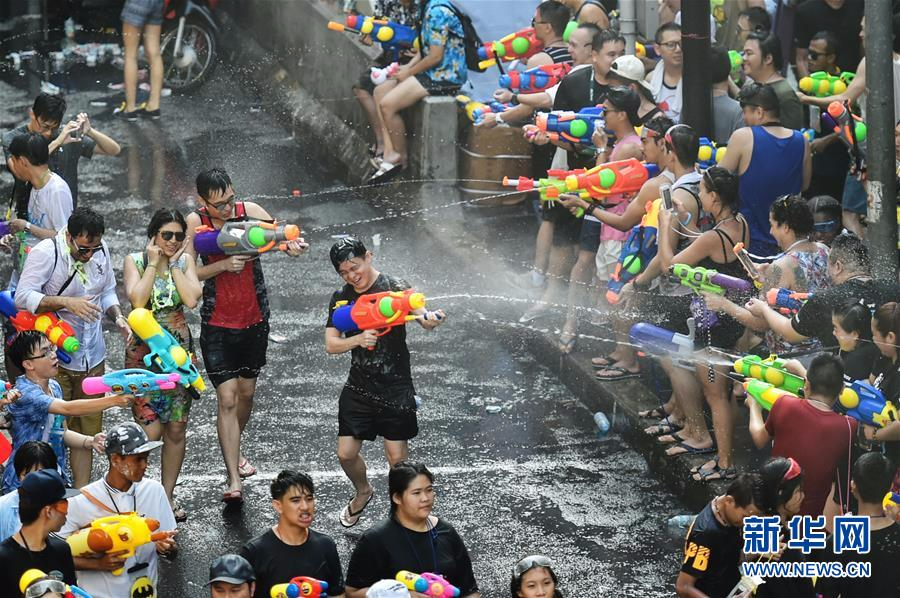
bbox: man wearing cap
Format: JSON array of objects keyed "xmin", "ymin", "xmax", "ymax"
[
  {"xmin": 325, "ymin": 238, "xmax": 445, "ymax": 528},
  {"xmin": 59, "ymin": 422, "xmax": 177, "ymax": 598},
  {"xmin": 208, "ymin": 554, "xmax": 256, "ymax": 598},
  {"xmin": 0, "ymin": 440, "xmax": 58, "ymax": 542},
  {"xmin": 0, "ymin": 469, "xmax": 79, "ymax": 594}
]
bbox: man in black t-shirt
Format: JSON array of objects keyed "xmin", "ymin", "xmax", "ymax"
[
  {"xmin": 0, "ymin": 469, "xmax": 79, "ymax": 596},
  {"xmin": 676, "ymin": 474, "xmax": 764, "ymax": 598},
  {"xmin": 240, "ymin": 471, "xmax": 344, "ymax": 598},
  {"xmin": 793, "ymin": 0, "xmax": 863, "ymax": 77},
  {"xmin": 325, "ymin": 238, "xmax": 445, "ymax": 529}
]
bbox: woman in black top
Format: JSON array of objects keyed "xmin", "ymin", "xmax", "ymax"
[
  {"xmin": 510, "ymin": 555, "xmax": 563, "ymax": 598},
  {"xmin": 832, "ymin": 300, "xmax": 881, "ymax": 382},
  {"xmin": 344, "ymin": 462, "xmax": 479, "ymax": 598},
  {"xmin": 862, "ymin": 303, "xmax": 900, "ymax": 477}
]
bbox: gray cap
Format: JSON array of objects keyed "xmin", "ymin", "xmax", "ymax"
[
  {"xmin": 367, "ymin": 579, "xmax": 411, "ymax": 598},
  {"xmin": 206, "ymin": 554, "xmax": 255, "ymax": 585},
  {"xmin": 104, "ymin": 422, "xmax": 163, "ymax": 456}
]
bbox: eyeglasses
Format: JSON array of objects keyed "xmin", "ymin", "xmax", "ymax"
[
  {"xmin": 205, "ymin": 196, "xmax": 235, "ymax": 210},
  {"xmin": 23, "ymin": 346, "xmax": 56, "ymax": 361},
  {"xmin": 513, "ymin": 555, "xmax": 554, "ymax": 579},
  {"xmin": 813, "ymin": 219, "xmax": 839, "ymax": 232},
  {"xmin": 74, "ymin": 242, "xmax": 103, "ymax": 256},
  {"xmin": 807, "ymin": 49, "xmax": 828, "ymax": 61},
  {"xmin": 159, "ymin": 231, "xmax": 187, "ymax": 242},
  {"xmin": 659, "ymin": 41, "xmax": 682, "ymax": 50},
  {"xmin": 783, "ymin": 457, "xmax": 802, "ymax": 481},
  {"xmin": 531, "ymin": 18, "xmax": 548, "ymax": 26}
]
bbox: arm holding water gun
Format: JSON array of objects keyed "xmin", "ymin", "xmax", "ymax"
[{"xmin": 797, "ymin": 56, "xmax": 866, "ymax": 108}]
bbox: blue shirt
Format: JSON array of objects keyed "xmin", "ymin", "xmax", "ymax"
[
  {"xmin": 1, "ymin": 377, "xmax": 67, "ymax": 493},
  {"xmin": 0, "ymin": 491, "xmax": 20, "ymax": 542},
  {"xmin": 422, "ymin": 0, "xmax": 467, "ymax": 85}
]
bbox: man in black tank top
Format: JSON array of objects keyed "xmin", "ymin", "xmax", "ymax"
[{"xmin": 555, "ymin": 0, "xmax": 612, "ymax": 30}]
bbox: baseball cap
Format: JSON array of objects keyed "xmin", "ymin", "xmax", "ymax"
[
  {"xmin": 609, "ymin": 55, "xmax": 653, "ymax": 94},
  {"xmin": 367, "ymin": 579, "xmax": 411, "ymax": 598},
  {"xmin": 330, "ymin": 236, "xmax": 368, "ymax": 271},
  {"xmin": 104, "ymin": 422, "xmax": 163, "ymax": 456},
  {"xmin": 19, "ymin": 469, "xmax": 79, "ymax": 509},
  {"xmin": 206, "ymin": 554, "xmax": 256, "ymax": 586}
]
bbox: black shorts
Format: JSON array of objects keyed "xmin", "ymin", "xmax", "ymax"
[
  {"xmin": 200, "ymin": 321, "xmax": 269, "ymax": 387},
  {"xmin": 356, "ymin": 68, "xmax": 377, "ymax": 94},
  {"xmin": 636, "ymin": 292, "xmax": 745, "ymax": 350},
  {"xmin": 579, "ymin": 218, "xmax": 602, "ymax": 253},
  {"xmin": 338, "ymin": 384, "xmax": 418, "ymax": 441},
  {"xmin": 414, "ymin": 73, "xmax": 460, "ymax": 97}
]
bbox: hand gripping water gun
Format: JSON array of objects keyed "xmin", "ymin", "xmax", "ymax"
[
  {"xmin": 765, "ymin": 288, "xmax": 810, "ymax": 315},
  {"xmin": 531, "ymin": 106, "xmax": 606, "ymax": 146},
  {"xmin": 798, "ymin": 71, "xmax": 855, "ymax": 97},
  {"xmin": 0, "ymin": 290, "xmax": 77, "ymax": 364},
  {"xmin": 669, "ymin": 264, "xmax": 754, "ymax": 296},
  {"xmin": 327, "ymin": 15, "xmax": 419, "ymax": 54},
  {"xmin": 456, "ymin": 95, "xmax": 509, "ymax": 125},
  {"xmin": 883, "ymin": 492, "xmax": 900, "ymax": 511},
  {"xmin": 270, "ymin": 576, "xmax": 329, "ymax": 598},
  {"xmin": 821, "ymin": 101, "xmax": 867, "ymax": 171},
  {"xmin": 370, "ymin": 61, "xmax": 400, "ymax": 85},
  {"xmin": 697, "ymin": 137, "xmax": 726, "ymax": 170},
  {"xmin": 193, "ymin": 220, "xmax": 300, "ymax": 256},
  {"xmin": 836, "ymin": 380, "xmax": 898, "ymax": 428},
  {"xmin": 477, "ymin": 27, "xmax": 543, "ymax": 70},
  {"xmin": 728, "ymin": 50, "xmax": 743, "ymax": 80},
  {"xmin": 743, "ymin": 379, "xmax": 796, "ymax": 411},
  {"xmin": 606, "ymin": 198, "xmax": 660, "ymax": 304},
  {"xmin": 66, "ymin": 513, "xmax": 169, "ymax": 576},
  {"xmin": 634, "ymin": 41, "xmax": 659, "ymax": 61},
  {"xmin": 331, "ymin": 289, "xmax": 426, "ymax": 349},
  {"xmin": 20, "ymin": 568, "xmax": 91, "ymax": 598},
  {"xmin": 127, "ymin": 308, "xmax": 205, "ymax": 393},
  {"xmin": 499, "ymin": 62, "xmax": 572, "ymax": 93},
  {"xmin": 82, "ymin": 369, "xmax": 181, "ymax": 397},
  {"xmin": 733, "ymin": 355, "xmax": 806, "ymax": 395},
  {"xmin": 629, "ymin": 319, "xmax": 696, "ymax": 360},
  {"xmin": 732, "ymin": 243, "xmax": 761, "ymax": 288},
  {"xmin": 396, "ymin": 571, "xmax": 461, "ymax": 597}
]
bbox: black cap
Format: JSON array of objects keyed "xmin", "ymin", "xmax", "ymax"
[
  {"xmin": 20, "ymin": 469, "xmax": 79, "ymax": 509},
  {"xmin": 206, "ymin": 554, "xmax": 255, "ymax": 585},
  {"xmin": 329, "ymin": 236, "xmax": 367, "ymax": 271},
  {"xmin": 104, "ymin": 422, "xmax": 163, "ymax": 456}
]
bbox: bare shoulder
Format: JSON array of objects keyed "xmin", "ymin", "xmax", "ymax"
[{"xmin": 243, "ymin": 201, "xmax": 272, "ymax": 219}]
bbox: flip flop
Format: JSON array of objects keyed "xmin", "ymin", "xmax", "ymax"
[
  {"xmin": 238, "ymin": 457, "xmax": 257, "ymax": 479},
  {"xmin": 559, "ymin": 332, "xmax": 577, "ymax": 354},
  {"xmin": 368, "ymin": 161, "xmax": 403, "ymax": 184},
  {"xmin": 665, "ymin": 441, "xmax": 717, "ymax": 457},
  {"xmin": 656, "ymin": 431, "xmax": 686, "ymax": 444},
  {"xmin": 340, "ymin": 492, "xmax": 374, "ymax": 528},
  {"xmin": 222, "ymin": 489, "xmax": 244, "ymax": 505},
  {"xmin": 591, "ymin": 354, "xmax": 618, "ymax": 368},
  {"xmin": 172, "ymin": 504, "xmax": 188, "ymax": 522},
  {"xmin": 639, "ymin": 406, "xmax": 670, "ymax": 419},
  {"xmin": 594, "ymin": 366, "xmax": 641, "ymax": 381}
]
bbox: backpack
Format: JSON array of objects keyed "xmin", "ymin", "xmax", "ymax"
[{"xmin": 418, "ymin": 0, "xmax": 487, "ymax": 73}]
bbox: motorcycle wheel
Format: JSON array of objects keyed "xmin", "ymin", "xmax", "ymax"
[{"xmin": 160, "ymin": 18, "xmax": 217, "ymax": 92}]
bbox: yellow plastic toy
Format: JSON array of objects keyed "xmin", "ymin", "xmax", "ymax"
[{"xmin": 67, "ymin": 513, "xmax": 167, "ymax": 576}]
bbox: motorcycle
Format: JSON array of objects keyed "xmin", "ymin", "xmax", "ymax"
[{"xmin": 159, "ymin": 0, "xmax": 219, "ymax": 92}]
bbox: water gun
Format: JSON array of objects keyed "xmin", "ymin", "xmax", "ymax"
[
  {"xmin": 821, "ymin": 101, "xmax": 866, "ymax": 171},
  {"xmin": 883, "ymin": 492, "xmax": 900, "ymax": 511},
  {"xmin": 765, "ymin": 288, "xmax": 810, "ymax": 315},
  {"xmin": 728, "ymin": 50, "xmax": 743, "ymax": 80},
  {"xmin": 0, "ymin": 220, "xmax": 10, "ymax": 237},
  {"xmin": 370, "ymin": 62, "xmax": 400, "ymax": 85},
  {"xmin": 502, "ymin": 166, "xmax": 590, "ymax": 202},
  {"xmin": 331, "ymin": 289, "xmax": 426, "ymax": 349},
  {"xmin": 531, "ymin": 105, "xmax": 606, "ymax": 146},
  {"xmin": 697, "ymin": 137, "xmax": 726, "ymax": 170},
  {"xmin": 562, "ymin": 158, "xmax": 660, "ymax": 199},
  {"xmin": 836, "ymin": 380, "xmax": 898, "ymax": 428},
  {"xmin": 634, "ymin": 41, "xmax": 659, "ymax": 61},
  {"xmin": 20, "ymin": 568, "xmax": 91, "ymax": 598},
  {"xmin": 800, "ymin": 128, "xmax": 815, "ymax": 143},
  {"xmin": 733, "ymin": 355, "xmax": 806, "ymax": 395},
  {"xmin": 327, "ymin": 15, "xmax": 419, "ymax": 57},
  {"xmin": 498, "ymin": 62, "xmax": 572, "ymax": 93},
  {"xmin": 127, "ymin": 308, "xmax": 205, "ymax": 393},
  {"xmin": 732, "ymin": 243, "xmax": 761, "ymax": 289},
  {"xmin": 798, "ymin": 71, "xmax": 855, "ymax": 97},
  {"xmin": 629, "ymin": 319, "xmax": 696, "ymax": 360},
  {"xmin": 606, "ymin": 199, "xmax": 660, "ymax": 304},
  {"xmin": 396, "ymin": 571, "xmax": 461, "ymax": 597},
  {"xmin": 194, "ymin": 220, "xmax": 300, "ymax": 256},
  {"xmin": 0, "ymin": 290, "xmax": 77, "ymax": 364},
  {"xmin": 66, "ymin": 513, "xmax": 169, "ymax": 576},
  {"xmin": 270, "ymin": 576, "xmax": 329, "ymax": 598},
  {"xmin": 669, "ymin": 264, "xmax": 754, "ymax": 296},
  {"xmin": 82, "ymin": 368, "xmax": 181, "ymax": 397},
  {"xmin": 456, "ymin": 95, "xmax": 509, "ymax": 125},
  {"xmin": 477, "ymin": 27, "xmax": 543, "ymax": 70},
  {"xmin": 743, "ymin": 379, "xmax": 796, "ymax": 411}
]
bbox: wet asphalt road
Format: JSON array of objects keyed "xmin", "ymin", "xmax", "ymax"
[{"xmin": 0, "ymin": 50, "xmax": 686, "ymax": 597}]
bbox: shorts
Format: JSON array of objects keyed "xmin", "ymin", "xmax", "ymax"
[
  {"xmin": 413, "ymin": 73, "xmax": 460, "ymax": 97},
  {"xmin": 549, "ymin": 208, "xmax": 582, "ymax": 247},
  {"xmin": 578, "ymin": 219, "xmax": 602, "ymax": 253},
  {"xmin": 200, "ymin": 321, "xmax": 269, "ymax": 388},
  {"xmin": 58, "ymin": 362, "xmax": 106, "ymax": 436},
  {"xmin": 595, "ymin": 238, "xmax": 622, "ymax": 281},
  {"xmin": 338, "ymin": 384, "xmax": 418, "ymax": 441},
  {"xmin": 121, "ymin": 0, "xmax": 164, "ymax": 27},
  {"xmin": 132, "ymin": 389, "xmax": 193, "ymax": 425},
  {"xmin": 842, "ymin": 173, "xmax": 867, "ymax": 215}
]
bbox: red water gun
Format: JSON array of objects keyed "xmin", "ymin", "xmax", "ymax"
[
  {"xmin": 563, "ymin": 158, "xmax": 660, "ymax": 198},
  {"xmin": 331, "ymin": 289, "xmax": 427, "ymax": 349},
  {"xmin": 498, "ymin": 63, "xmax": 572, "ymax": 93}
]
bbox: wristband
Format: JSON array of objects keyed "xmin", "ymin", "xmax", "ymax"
[
  {"xmin": 495, "ymin": 114, "xmax": 509, "ymax": 127},
  {"xmin": 511, "ymin": 93, "xmax": 519, "ymax": 105},
  {"xmin": 83, "ymin": 436, "xmax": 91, "ymax": 449},
  {"xmin": 24, "ymin": 222, "xmax": 31, "ymax": 232}
]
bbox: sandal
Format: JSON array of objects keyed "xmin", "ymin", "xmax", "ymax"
[
  {"xmin": 665, "ymin": 441, "xmax": 717, "ymax": 457},
  {"xmin": 591, "ymin": 354, "xmax": 618, "ymax": 368},
  {"xmin": 222, "ymin": 489, "xmax": 244, "ymax": 505},
  {"xmin": 559, "ymin": 331, "xmax": 577, "ymax": 354},
  {"xmin": 238, "ymin": 457, "xmax": 257, "ymax": 479},
  {"xmin": 594, "ymin": 366, "xmax": 640, "ymax": 381},
  {"xmin": 339, "ymin": 492, "xmax": 374, "ymax": 528},
  {"xmin": 172, "ymin": 504, "xmax": 188, "ymax": 522},
  {"xmin": 644, "ymin": 421, "xmax": 682, "ymax": 436},
  {"xmin": 639, "ymin": 406, "xmax": 670, "ymax": 419},
  {"xmin": 690, "ymin": 456, "xmax": 719, "ymax": 475},
  {"xmin": 368, "ymin": 161, "xmax": 404, "ymax": 184},
  {"xmin": 692, "ymin": 463, "xmax": 737, "ymax": 483}
]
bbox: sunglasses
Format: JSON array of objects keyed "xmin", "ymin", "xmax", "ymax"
[
  {"xmin": 159, "ymin": 231, "xmax": 186, "ymax": 242},
  {"xmin": 813, "ymin": 219, "xmax": 839, "ymax": 232},
  {"xmin": 74, "ymin": 243, "xmax": 103, "ymax": 256},
  {"xmin": 513, "ymin": 555, "xmax": 554, "ymax": 579},
  {"xmin": 807, "ymin": 49, "xmax": 829, "ymax": 61}
]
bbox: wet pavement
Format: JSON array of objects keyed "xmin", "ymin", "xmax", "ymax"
[{"xmin": 0, "ymin": 41, "xmax": 687, "ymax": 597}]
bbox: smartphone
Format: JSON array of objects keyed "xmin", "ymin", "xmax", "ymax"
[{"xmin": 660, "ymin": 184, "xmax": 673, "ymax": 211}]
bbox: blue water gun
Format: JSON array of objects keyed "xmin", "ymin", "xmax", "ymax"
[
  {"xmin": 127, "ymin": 308, "xmax": 205, "ymax": 394},
  {"xmin": 82, "ymin": 369, "xmax": 182, "ymax": 397},
  {"xmin": 835, "ymin": 380, "xmax": 898, "ymax": 428},
  {"xmin": 532, "ymin": 106, "xmax": 606, "ymax": 146},
  {"xmin": 606, "ymin": 199, "xmax": 660, "ymax": 304}
]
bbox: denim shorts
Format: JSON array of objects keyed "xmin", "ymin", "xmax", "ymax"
[{"xmin": 121, "ymin": 0, "xmax": 165, "ymax": 27}]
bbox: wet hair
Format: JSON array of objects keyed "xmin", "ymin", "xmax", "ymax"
[
  {"xmin": 852, "ymin": 451, "xmax": 894, "ymax": 504},
  {"xmin": 808, "ymin": 195, "xmax": 842, "ymax": 224},
  {"xmin": 537, "ymin": 1, "xmax": 571, "ymax": 37},
  {"xmin": 643, "ymin": 115, "xmax": 674, "ymax": 138},
  {"xmin": 709, "ymin": 46, "xmax": 733, "ymax": 84},
  {"xmin": 739, "ymin": 7, "xmax": 771, "ymax": 37},
  {"xmin": 833, "ymin": 300, "xmax": 874, "ymax": 342},
  {"xmin": 9, "ymin": 330, "xmax": 48, "ymax": 372},
  {"xmin": 591, "ymin": 28, "xmax": 624, "ymax": 53},
  {"xmin": 14, "ymin": 441, "xmax": 57, "ymax": 479},
  {"xmin": 873, "ymin": 302, "xmax": 900, "ymax": 343},
  {"xmin": 665, "ymin": 123, "xmax": 699, "ymax": 168},
  {"xmin": 146, "ymin": 208, "xmax": 187, "ymax": 239},
  {"xmin": 807, "ymin": 353, "xmax": 845, "ymax": 399},
  {"xmin": 770, "ymin": 194, "xmax": 814, "ymax": 237},
  {"xmin": 388, "ymin": 461, "xmax": 433, "ymax": 514},
  {"xmin": 759, "ymin": 457, "xmax": 803, "ymax": 515},
  {"xmin": 702, "ymin": 167, "xmax": 741, "ymax": 213},
  {"xmin": 270, "ymin": 469, "xmax": 315, "ymax": 500},
  {"xmin": 329, "ymin": 236, "xmax": 368, "ymax": 271},
  {"xmin": 738, "ymin": 82, "xmax": 780, "ymax": 116},
  {"xmin": 725, "ymin": 473, "xmax": 764, "ymax": 509},
  {"xmin": 8, "ymin": 132, "xmax": 49, "ymax": 166},
  {"xmin": 810, "ymin": 30, "xmax": 839, "ymax": 57},
  {"xmin": 32, "ymin": 92, "xmax": 67, "ymax": 125},
  {"xmin": 654, "ymin": 22, "xmax": 680, "ymax": 45},
  {"xmin": 606, "ymin": 85, "xmax": 642, "ymax": 127},
  {"xmin": 67, "ymin": 206, "xmax": 105, "ymax": 240},
  {"xmin": 196, "ymin": 167, "xmax": 232, "ymax": 200},
  {"xmin": 18, "ymin": 490, "xmax": 47, "ymax": 526},
  {"xmin": 509, "ymin": 564, "xmax": 562, "ymax": 598},
  {"xmin": 747, "ymin": 33, "xmax": 784, "ymax": 71},
  {"xmin": 829, "ymin": 233, "xmax": 870, "ymax": 273}
]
